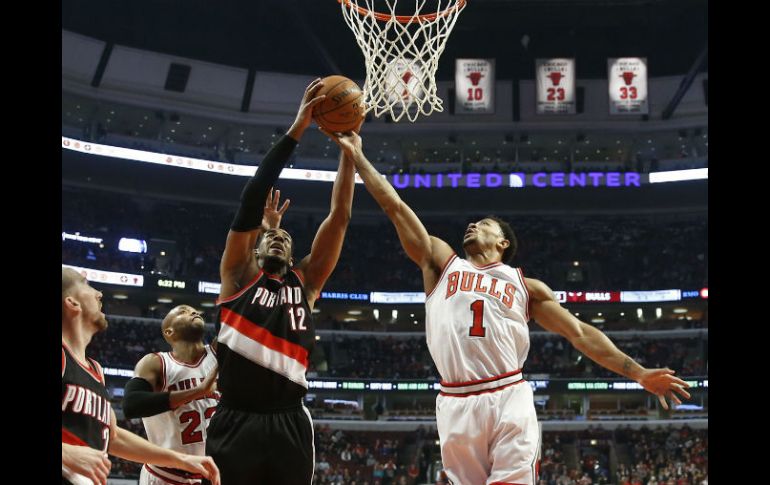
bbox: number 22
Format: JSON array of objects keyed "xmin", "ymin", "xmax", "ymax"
[{"xmin": 180, "ymin": 406, "xmax": 217, "ymax": 444}]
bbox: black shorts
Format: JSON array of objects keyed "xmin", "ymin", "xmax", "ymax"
[{"xmin": 202, "ymin": 402, "xmax": 314, "ymax": 485}]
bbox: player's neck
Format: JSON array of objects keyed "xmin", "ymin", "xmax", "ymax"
[
  {"xmin": 259, "ymin": 257, "xmax": 289, "ymax": 277},
  {"xmin": 171, "ymin": 341, "xmax": 206, "ymax": 364},
  {"xmin": 62, "ymin": 320, "xmax": 95, "ymax": 362},
  {"xmin": 465, "ymin": 251, "xmax": 499, "ymax": 268}
]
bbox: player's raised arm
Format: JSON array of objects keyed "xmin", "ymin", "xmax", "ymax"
[
  {"xmin": 526, "ymin": 277, "xmax": 692, "ymax": 409},
  {"xmin": 220, "ymin": 78, "xmax": 326, "ymax": 299},
  {"xmin": 295, "ymin": 150, "xmax": 356, "ymax": 307},
  {"xmin": 322, "ymin": 129, "xmax": 454, "ymax": 292}
]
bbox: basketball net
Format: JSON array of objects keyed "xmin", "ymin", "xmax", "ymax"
[{"xmin": 339, "ymin": 0, "xmax": 467, "ymax": 122}]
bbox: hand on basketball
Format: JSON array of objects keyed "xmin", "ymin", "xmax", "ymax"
[
  {"xmin": 176, "ymin": 453, "xmax": 221, "ymax": 485},
  {"xmin": 62, "ymin": 443, "xmax": 112, "ymax": 485},
  {"xmin": 319, "ymin": 124, "xmax": 364, "ymax": 159},
  {"xmin": 289, "ymin": 78, "xmax": 327, "ymax": 138},
  {"xmin": 637, "ymin": 368, "xmax": 691, "ymax": 410},
  {"xmin": 262, "ymin": 188, "xmax": 290, "ymax": 230}
]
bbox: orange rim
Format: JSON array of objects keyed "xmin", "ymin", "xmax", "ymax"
[{"xmin": 338, "ymin": 0, "xmax": 466, "ymax": 24}]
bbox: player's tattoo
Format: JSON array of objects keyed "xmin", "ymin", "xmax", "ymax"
[{"xmin": 622, "ymin": 358, "xmax": 633, "ymax": 374}]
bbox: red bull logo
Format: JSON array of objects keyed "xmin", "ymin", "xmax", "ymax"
[
  {"xmin": 401, "ymin": 71, "xmax": 414, "ymax": 100},
  {"xmin": 548, "ymin": 72, "xmax": 563, "ymax": 86},
  {"xmin": 621, "ymin": 71, "xmax": 636, "ymax": 86},
  {"xmin": 467, "ymin": 71, "xmax": 484, "ymax": 86}
]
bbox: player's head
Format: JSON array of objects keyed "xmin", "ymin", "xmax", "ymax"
[
  {"xmin": 161, "ymin": 305, "xmax": 206, "ymax": 344},
  {"xmin": 255, "ymin": 228, "xmax": 294, "ymax": 273},
  {"xmin": 62, "ymin": 267, "xmax": 108, "ymax": 332},
  {"xmin": 461, "ymin": 216, "xmax": 517, "ymax": 264}
]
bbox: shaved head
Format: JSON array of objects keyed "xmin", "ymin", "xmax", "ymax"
[
  {"xmin": 62, "ymin": 267, "xmax": 82, "ymax": 297},
  {"xmin": 161, "ymin": 305, "xmax": 205, "ymax": 344}
]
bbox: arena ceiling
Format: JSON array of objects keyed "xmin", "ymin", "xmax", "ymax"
[{"xmin": 62, "ymin": 0, "xmax": 707, "ymax": 80}]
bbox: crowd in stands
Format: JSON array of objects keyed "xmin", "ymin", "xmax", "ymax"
[
  {"xmin": 536, "ymin": 426, "xmax": 707, "ymax": 485},
  {"xmin": 538, "ymin": 430, "xmax": 598, "ymax": 485},
  {"xmin": 313, "ymin": 425, "xmax": 433, "ymax": 484},
  {"xmin": 89, "ymin": 317, "xmax": 707, "ymax": 380},
  {"xmin": 69, "ymin": 119, "xmax": 707, "ymax": 174},
  {"xmin": 615, "ymin": 425, "xmax": 708, "ymax": 485},
  {"xmin": 324, "ymin": 336, "xmax": 436, "ymax": 379},
  {"xmin": 109, "ymin": 408, "xmax": 706, "ymax": 484},
  {"xmin": 523, "ymin": 336, "xmax": 707, "ymax": 378},
  {"xmin": 62, "ymin": 186, "xmax": 707, "ymax": 292}
]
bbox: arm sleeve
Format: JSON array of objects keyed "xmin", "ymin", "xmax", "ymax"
[
  {"xmin": 230, "ymin": 135, "xmax": 298, "ymax": 231},
  {"xmin": 122, "ymin": 378, "xmax": 172, "ymax": 419}
]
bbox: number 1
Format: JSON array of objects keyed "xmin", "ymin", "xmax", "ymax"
[{"xmin": 469, "ymin": 300, "xmax": 486, "ymax": 337}]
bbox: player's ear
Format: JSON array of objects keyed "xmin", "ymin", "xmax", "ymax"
[
  {"xmin": 64, "ymin": 296, "xmax": 80, "ymax": 312},
  {"xmin": 498, "ymin": 239, "xmax": 510, "ymax": 250}
]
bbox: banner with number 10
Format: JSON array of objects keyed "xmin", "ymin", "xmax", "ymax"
[{"xmin": 455, "ymin": 59, "xmax": 495, "ymax": 114}]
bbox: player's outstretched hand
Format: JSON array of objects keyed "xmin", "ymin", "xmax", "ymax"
[
  {"xmin": 637, "ymin": 368, "xmax": 692, "ymax": 410},
  {"xmin": 176, "ymin": 453, "xmax": 221, "ymax": 485},
  {"xmin": 291, "ymin": 78, "xmax": 327, "ymax": 133},
  {"xmin": 319, "ymin": 122, "xmax": 364, "ymax": 159},
  {"xmin": 62, "ymin": 444, "xmax": 112, "ymax": 485},
  {"xmin": 262, "ymin": 188, "xmax": 290, "ymax": 230}
]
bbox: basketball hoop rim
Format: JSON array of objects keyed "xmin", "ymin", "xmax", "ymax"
[{"xmin": 338, "ymin": 0, "xmax": 466, "ymax": 24}]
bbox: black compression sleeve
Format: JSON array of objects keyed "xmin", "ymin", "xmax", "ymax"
[
  {"xmin": 230, "ymin": 135, "xmax": 298, "ymax": 231},
  {"xmin": 122, "ymin": 378, "xmax": 171, "ymax": 419}
]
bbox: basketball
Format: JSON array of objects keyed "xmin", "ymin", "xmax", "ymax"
[{"xmin": 313, "ymin": 75, "xmax": 365, "ymax": 133}]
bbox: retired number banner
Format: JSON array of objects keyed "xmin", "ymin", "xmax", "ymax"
[
  {"xmin": 608, "ymin": 57, "xmax": 649, "ymax": 114},
  {"xmin": 536, "ymin": 58, "xmax": 576, "ymax": 114},
  {"xmin": 455, "ymin": 59, "xmax": 495, "ymax": 114}
]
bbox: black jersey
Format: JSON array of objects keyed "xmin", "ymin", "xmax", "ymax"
[
  {"xmin": 215, "ymin": 268, "xmax": 315, "ymax": 412},
  {"xmin": 61, "ymin": 343, "xmax": 112, "ymax": 452}
]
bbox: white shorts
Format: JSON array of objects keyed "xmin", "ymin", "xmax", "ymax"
[
  {"xmin": 436, "ymin": 379, "xmax": 540, "ymax": 485},
  {"xmin": 140, "ymin": 464, "xmax": 201, "ymax": 485}
]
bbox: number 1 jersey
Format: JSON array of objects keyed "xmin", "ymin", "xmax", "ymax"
[{"xmin": 425, "ymin": 254, "xmax": 531, "ymax": 385}]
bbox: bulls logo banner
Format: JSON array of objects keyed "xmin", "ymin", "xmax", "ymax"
[
  {"xmin": 608, "ymin": 57, "xmax": 649, "ymax": 114},
  {"xmin": 455, "ymin": 59, "xmax": 495, "ymax": 114},
  {"xmin": 385, "ymin": 58, "xmax": 427, "ymax": 108},
  {"xmin": 536, "ymin": 58, "xmax": 576, "ymax": 114}
]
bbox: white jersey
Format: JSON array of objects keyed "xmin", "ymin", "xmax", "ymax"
[
  {"xmin": 425, "ymin": 254, "xmax": 531, "ymax": 386},
  {"xmin": 140, "ymin": 346, "xmax": 218, "ymax": 485}
]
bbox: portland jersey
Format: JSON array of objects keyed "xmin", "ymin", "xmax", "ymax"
[
  {"xmin": 425, "ymin": 254, "xmax": 531, "ymax": 385},
  {"xmin": 62, "ymin": 343, "xmax": 112, "ymax": 485},
  {"xmin": 141, "ymin": 346, "xmax": 219, "ymax": 484},
  {"xmin": 62, "ymin": 343, "xmax": 112, "ymax": 450},
  {"xmin": 215, "ymin": 268, "xmax": 314, "ymax": 411}
]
